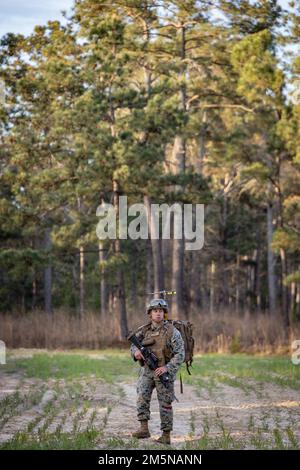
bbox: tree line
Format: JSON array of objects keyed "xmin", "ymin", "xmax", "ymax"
[{"xmin": 0, "ymin": 0, "xmax": 299, "ymax": 339}]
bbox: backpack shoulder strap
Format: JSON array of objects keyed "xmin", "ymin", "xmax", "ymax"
[
  {"xmin": 135, "ymin": 322, "xmax": 152, "ymax": 337},
  {"xmin": 164, "ymin": 321, "xmax": 174, "ymax": 340}
]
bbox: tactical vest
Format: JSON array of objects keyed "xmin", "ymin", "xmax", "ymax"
[{"xmin": 140, "ymin": 321, "xmax": 174, "ymax": 367}]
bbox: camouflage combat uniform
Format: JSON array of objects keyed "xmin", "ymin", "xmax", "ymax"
[{"xmin": 131, "ymin": 320, "xmax": 185, "ymax": 432}]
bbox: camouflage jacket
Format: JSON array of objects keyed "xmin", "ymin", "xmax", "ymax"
[{"xmin": 130, "ymin": 320, "xmax": 185, "ymax": 377}]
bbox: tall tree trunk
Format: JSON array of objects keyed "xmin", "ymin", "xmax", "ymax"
[
  {"xmin": 21, "ymin": 288, "xmax": 25, "ymax": 314},
  {"xmin": 77, "ymin": 196, "xmax": 85, "ymax": 318},
  {"xmin": 108, "ymin": 75, "xmax": 128, "ymax": 339},
  {"xmin": 189, "ymin": 111, "xmax": 207, "ymax": 313},
  {"xmin": 113, "ymin": 179, "xmax": 128, "ymax": 339},
  {"xmin": 31, "ymin": 235, "xmax": 37, "ymax": 310},
  {"xmin": 290, "ymin": 263, "xmax": 300, "ymax": 321},
  {"xmin": 210, "ymin": 260, "xmax": 215, "ymax": 315},
  {"xmin": 221, "ymin": 182, "xmax": 229, "ymax": 307},
  {"xmin": 130, "ymin": 254, "xmax": 137, "ymax": 306},
  {"xmin": 170, "ymin": 135, "xmax": 185, "ymax": 317},
  {"xmin": 202, "ymin": 262, "xmax": 210, "ymax": 311},
  {"xmin": 197, "ymin": 110, "xmax": 207, "ymax": 173},
  {"xmin": 254, "ymin": 242, "xmax": 261, "ymax": 310},
  {"xmin": 79, "ymin": 245, "xmax": 85, "ymax": 319},
  {"xmin": 31, "ymin": 277, "xmax": 37, "ymax": 310},
  {"xmin": 43, "ymin": 226, "xmax": 52, "ymax": 315},
  {"xmin": 172, "ymin": 225, "xmax": 185, "ymax": 316},
  {"xmin": 144, "ymin": 195, "xmax": 165, "ymax": 294},
  {"xmin": 189, "ymin": 252, "xmax": 202, "ymax": 312},
  {"xmin": 141, "ymin": 21, "xmax": 165, "ymax": 297},
  {"xmin": 296, "ymin": 277, "xmax": 300, "ymax": 318},
  {"xmin": 146, "ymin": 239, "xmax": 153, "ymax": 304},
  {"xmin": 235, "ymin": 254, "xmax": 240, "ymax": 314},
  {"xmin": 267, "ymin": 202, "xmax": 277, "ymax": 313},
  {"xmin": 280, "ymin": 247, "xmax": 289, "ymax": 327},
  {"xmin": 290, "ymin": 279, "xmax": 296, "ymax": 321},
  {"xmin": 72, "ymin": 260, "xmax": 78, "ymax": 312},
  {"xmin": 276, "ymin": 165, "xmax": 290, "ymax": 326},
  {"xmin": 99, "ymin": 240, "xmax": 107, "ymax": 316},
  {"xmin": 170, "ymin": 23, "xmax": 187, "ymax": 318}
]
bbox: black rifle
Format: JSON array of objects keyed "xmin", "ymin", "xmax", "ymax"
[{"xmin": 127, "ymin": 331, "xmax": 171, "ymax": 389}]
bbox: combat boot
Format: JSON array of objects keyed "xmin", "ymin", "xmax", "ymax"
[
  {"xmin": 132, "ymin": 420, "xmax": 150, "ymax": 439},
  {"xmin": 156, "ymin": 430, "xmax": 171, "ymax": 445}
]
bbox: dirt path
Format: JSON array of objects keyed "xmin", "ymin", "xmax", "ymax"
[
  {"xmin": 100, "ymin": 378, "xmax": 300, "ymax": 448},
  {"xmin": 0, "ymin": 368, "xmax": 300, "ymax": 449},
  {"xmin": 101, "ymin": 380, "xmax": 201, "ymax": 447}
]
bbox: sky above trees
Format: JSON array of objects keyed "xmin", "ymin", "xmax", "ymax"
[{"xmin": 0, "ymin": 0, "xmax": 292, "ymax": 38}]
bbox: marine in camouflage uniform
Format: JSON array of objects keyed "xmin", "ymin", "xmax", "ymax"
[{"xmin": 130, "ymin": 298, "xmax": 185, "ymax": 445}]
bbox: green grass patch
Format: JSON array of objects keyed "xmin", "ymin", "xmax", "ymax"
[
  {"xmin": 0, "ymin": 428, "xmax": 99, "ymax": 450},
  {"xmin": 3, "ymin": 350, "xmax": 300, "ymax": 390},
  {"xmin": 182, "ymin": 354, "xmax": 300, "ymax": 390},
  {"xmin": 4, "ymin": 350, "xmax": 135, "ymax": 382}
]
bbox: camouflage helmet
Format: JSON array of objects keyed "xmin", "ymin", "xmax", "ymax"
[{"xmin": 146, "ymin": 298, "xmax": 169, "ymax": 315}]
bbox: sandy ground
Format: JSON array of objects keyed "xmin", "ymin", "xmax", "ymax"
[
  {"xmin": 0, "ymin": 354, "xmax": 300, "ymax": 449},
  {"xmin": 99, "ymin": 379, "xmax": 300, "ymax": 448}
]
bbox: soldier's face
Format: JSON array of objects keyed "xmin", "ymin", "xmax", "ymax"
[{"xmin": 150, "ymin": 308, "xmax": 165, "ymax": 323}]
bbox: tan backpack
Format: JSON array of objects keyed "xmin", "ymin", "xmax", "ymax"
[{"xmin": 167, "ymin": 320, "xmax": 194, "ymax": 375}]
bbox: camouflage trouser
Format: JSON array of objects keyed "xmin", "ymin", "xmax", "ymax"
[{"xmin": 136, "ymin": 367, "xmax": 175, "ymax": 431}]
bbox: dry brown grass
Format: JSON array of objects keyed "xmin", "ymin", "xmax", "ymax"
[{"xmin": 0, "ymin": 308, "xmax": 299, "ymax": 354}]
